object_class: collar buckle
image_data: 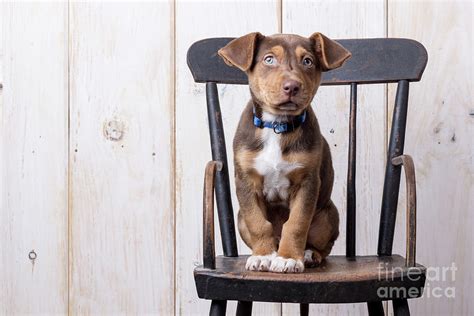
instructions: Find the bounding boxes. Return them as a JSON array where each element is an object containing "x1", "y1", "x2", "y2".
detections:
[{"x1": 272, "y1": 122, "x2": 285, "y2": 134}]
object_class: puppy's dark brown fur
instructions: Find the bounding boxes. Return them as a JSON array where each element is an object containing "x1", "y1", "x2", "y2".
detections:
[{"x1": 219, "y1": 33, "x2": 351, "y2": 273}]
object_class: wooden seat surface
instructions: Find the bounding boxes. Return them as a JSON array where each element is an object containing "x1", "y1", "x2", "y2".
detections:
[{"x1": 194, "y1": 255, "x2": 426, "y2": 304}]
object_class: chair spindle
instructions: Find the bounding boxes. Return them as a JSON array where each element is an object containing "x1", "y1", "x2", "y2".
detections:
[
  {"x1": 378, "y1": 80, "x2": 410, "y2": 256},
  {"x1": 206, "y1": 82, "x2": 238, "y2": 257},
  {"x1": 346, "y1": 83, "x2": 357, "y2": 257}
]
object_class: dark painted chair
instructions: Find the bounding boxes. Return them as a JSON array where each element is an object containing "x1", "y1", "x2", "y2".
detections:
[{"x1": 187, "y1": 37, "x2": 428, "y2": 316}]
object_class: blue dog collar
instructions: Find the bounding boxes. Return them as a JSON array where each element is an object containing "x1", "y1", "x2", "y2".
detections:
[{"x1": 253, "y1": 108, "x2": 307, "y2": 134}]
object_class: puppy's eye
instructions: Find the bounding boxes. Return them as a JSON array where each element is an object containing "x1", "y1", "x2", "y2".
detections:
[
  {"x1": 264, "y1": 55, "x2": 275, "y2": 65},
  {"x1": 302, "y1": 57, "x2": 313, "y2": 67}
]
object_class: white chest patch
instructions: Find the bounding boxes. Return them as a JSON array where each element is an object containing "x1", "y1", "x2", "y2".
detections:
[{"x1": 254, "y1": 113, "x2": 303, "y2": 202}]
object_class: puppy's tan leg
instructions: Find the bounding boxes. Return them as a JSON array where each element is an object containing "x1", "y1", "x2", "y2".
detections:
[
  {"x1": 304, "y1": 200, "x2": 339, "y2": 267},
  {"x1": 236, "y1": 176, "x2": 277, "y2": 271},
  {"x1": 239, "y1": 207, "x2": 278, "y2": 271},
  {"x1": 270, "y1": 182, "x2": 318, "y2": 273}
]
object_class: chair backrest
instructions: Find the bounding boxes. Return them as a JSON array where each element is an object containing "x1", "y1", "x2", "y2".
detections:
[
  {"x1": 187, "y1": 37, "x2": 427, "y2": 258},
  {"x1": 188, "y1": 37, "x2": 427, "y2": 85}
]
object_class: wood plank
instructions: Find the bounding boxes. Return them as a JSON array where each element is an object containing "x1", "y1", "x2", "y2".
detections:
[
  {"x1": 0, "y1": 2, "x2": 68, "y2": 314},
  {"x1": 175, "y1": 1, "x2": 281, "y2": 314},
  {"x1": 69, "y1": 2, "x2": 174, "y2": 314},
  {"x1": 0, "y1": 4, "x2": 3, "y2": 89},
  {"x1": 281, "y1": 0, "x2": 386, "y2": 314},
  {"x1": 388, "y1": 1, "x2": 473, "y2": 315}
]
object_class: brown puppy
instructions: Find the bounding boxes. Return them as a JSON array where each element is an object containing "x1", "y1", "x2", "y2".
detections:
[{"x1": 218, "y1": 33, "x2": 351, "y2": 273}]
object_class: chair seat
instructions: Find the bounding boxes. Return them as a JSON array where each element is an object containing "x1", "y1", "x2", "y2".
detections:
[{"x1": 194, "y1": 255, "x2": 426, "y2": 304}]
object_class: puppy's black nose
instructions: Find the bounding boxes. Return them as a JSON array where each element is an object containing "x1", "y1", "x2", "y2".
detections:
[{"x1": 283, "y1": 80, "x2": 301, "y2": 96}]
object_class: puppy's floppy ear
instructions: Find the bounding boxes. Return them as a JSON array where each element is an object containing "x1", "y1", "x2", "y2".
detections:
[
  {"x1": 310, "y1": 32, "x2": 351, "y2": 71},
  {"x1": 218, "y1": 32, "x2": 263, "y2": 72}
]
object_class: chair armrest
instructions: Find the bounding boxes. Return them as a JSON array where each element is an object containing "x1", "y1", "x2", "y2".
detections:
[
  {"x1": 392, "y1": 155, "x2": 417, "y2": 267},
  {"x1": 202, "y1": 160, "x2": 222, "y2": 269}
]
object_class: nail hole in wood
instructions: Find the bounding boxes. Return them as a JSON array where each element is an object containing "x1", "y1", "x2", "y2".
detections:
[{"x1": 29, "y1": 250, "x2": 37, "y2": 261}]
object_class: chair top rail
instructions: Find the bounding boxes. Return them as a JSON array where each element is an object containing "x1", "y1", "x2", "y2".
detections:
[{"x1": 187, "y1": 37, "x2": 427, "y2": 86}]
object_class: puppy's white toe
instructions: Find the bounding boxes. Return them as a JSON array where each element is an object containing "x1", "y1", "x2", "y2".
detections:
[
  {"x1": 270, "y1": 256, "x2": 304, "y2": 273},
  {"x1": 245, "y1": 256, "x2": 261, "y2": 271},
  {"x1": 304, "y1": 249, "x2": 314, "y2": 265},
  {"x1": 303, "y1": 248, "x2": 323, "y2": 267},
  {"x1": 257, "y1": 254, "x2": 274, "y2": 271},
  {"x1": 245, "y1": 252, "x2": 276, "y2": 271}
]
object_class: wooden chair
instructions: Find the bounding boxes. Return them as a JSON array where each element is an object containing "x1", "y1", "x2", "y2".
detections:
[{"x1": 187, "y1": 37, "x2": 428, "y2": 316}]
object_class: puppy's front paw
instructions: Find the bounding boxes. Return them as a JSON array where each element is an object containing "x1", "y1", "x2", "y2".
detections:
[
  {"x1": 245, "y1": 252, "x2": 277, "y2": 271},
  {"x1": 269, "y1": 256, "x2": 304, "y2": 273}
]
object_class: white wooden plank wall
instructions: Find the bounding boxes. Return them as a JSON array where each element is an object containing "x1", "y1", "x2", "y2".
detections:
[
  {"x1": 0, "y1": 2, "x2": 69, "y2": 314},
  {"x1": 387, "y1": 1, "x2": 473, "y2": 315},
  {"x1": 69, "y1": 2, "x2": 174, "y2": 314},
  {"x1": 0, "y1": 1, "x2": 471, "y2": 315}
]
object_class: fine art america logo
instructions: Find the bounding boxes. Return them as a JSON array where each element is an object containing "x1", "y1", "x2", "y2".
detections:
[{"x1": 377, "y1": 262, "x2": 457, "y2": 299}]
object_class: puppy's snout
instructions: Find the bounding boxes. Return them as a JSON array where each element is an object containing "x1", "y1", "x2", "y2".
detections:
[{"x1": 282, "y1": 80, "x2": 301, "y2": 96}]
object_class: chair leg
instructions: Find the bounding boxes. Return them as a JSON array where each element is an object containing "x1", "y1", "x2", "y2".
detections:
[
  {"x1": 210, "y1": 300, "x2": 227, "y2": 316},
  {"x1": 393, "y1": 299, "x2": 410, "y2": 316},
  {"x1": 300, "y1": 303, "x2": 309, "y2": 316},
  {"x1": 236, "y1": 301, "x2": 252, "y2": 316},
  {"x1": 367, "y1": 301, "x2": 384, "y2": 316}
]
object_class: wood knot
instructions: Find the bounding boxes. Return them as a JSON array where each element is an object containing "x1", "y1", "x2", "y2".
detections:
[{"x1": 103, "y1": 119, "x2": 125, "y2": 141}]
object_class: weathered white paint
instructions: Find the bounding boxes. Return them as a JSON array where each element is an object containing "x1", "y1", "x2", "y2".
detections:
[
  {"x1": 388, "y1": 1, "x2": 473, "y2": 315},
  {"x1": 0, "y1": 2, "x2": 68, "y2": 314},
  {"x1": 68, "y1": 2, "x2": 174, "y2": 314}
]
